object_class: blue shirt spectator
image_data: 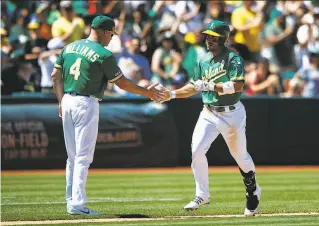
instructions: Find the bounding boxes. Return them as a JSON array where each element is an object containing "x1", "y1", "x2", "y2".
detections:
[{"x1": 117, "y1": 37, "x2": 151, "y2": 80}]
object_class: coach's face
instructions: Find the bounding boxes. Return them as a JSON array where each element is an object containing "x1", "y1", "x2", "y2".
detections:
[
  {"x1": 206, "y1": 35, "x2": 220, "y2": 52},
  {"x1": 102, "y1": 30, "x2": 114, "y2": 46}
]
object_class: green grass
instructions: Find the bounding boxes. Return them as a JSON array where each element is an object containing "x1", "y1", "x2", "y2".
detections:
[{"x1": 1, "y1": 170, "x2": 319, "y2": 225}]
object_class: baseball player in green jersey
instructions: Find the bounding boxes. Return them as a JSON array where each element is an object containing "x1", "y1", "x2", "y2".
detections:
[
  {"x1": 51, "y1": 15, "x2": 165, "y2": 216},
  {"x1": 159, "y1": 20, "x2": 261, "y2": 216}
]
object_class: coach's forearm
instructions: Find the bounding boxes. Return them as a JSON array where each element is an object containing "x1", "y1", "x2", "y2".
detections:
[
  {"x1": 52, "y1": 68, "x2": 64, "y2": 103},
  {"x1": 174, "y1": 83, "x2": 199, "y2": 98},
  {"x1": 115, "y1": 76, "x2": 152, "y2": 98}
]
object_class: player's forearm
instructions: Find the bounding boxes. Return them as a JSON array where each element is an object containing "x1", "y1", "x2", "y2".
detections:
[
  {"x1": 52, "y1": 68, "x2": 64, "y2": 103},
  {"x1": 174, "y1": 83, "x2": 199, "y2": 98}
]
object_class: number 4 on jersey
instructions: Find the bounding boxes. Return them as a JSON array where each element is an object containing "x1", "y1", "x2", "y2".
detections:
[{"x1": 70, "y1": 58, "x2": 82, "y2": 80}]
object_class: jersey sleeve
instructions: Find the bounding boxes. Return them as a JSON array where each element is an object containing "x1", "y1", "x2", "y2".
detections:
[
  {"x1": 102, "y1": 55, "x2": 123, "y2": 83},
  {"x1": 190, "y1": 61, "x2": 202, "y2": 84},
  {"x1": 228, "y1": 56, "x2": 244, "y2": 81},
  {"x1": 54, "y1": 47, "x2": 65, "y2": 69}
]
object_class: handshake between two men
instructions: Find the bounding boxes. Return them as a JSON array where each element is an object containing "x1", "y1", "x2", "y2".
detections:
[{"x1": 146, "y1": 79, "x2": 217, "y2": 104}]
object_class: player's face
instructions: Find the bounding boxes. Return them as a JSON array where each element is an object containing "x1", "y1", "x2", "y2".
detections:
[{"x1": 206, "y1": 35, "x2": 220, "y2": 52}]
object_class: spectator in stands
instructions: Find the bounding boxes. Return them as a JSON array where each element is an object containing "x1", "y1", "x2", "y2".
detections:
[
  {"x1": 295, "y1": 7, "x2": 319, "y2": 69},
  {"x1": 245, "y1": 58, "x2": 281, "y2": 96},
  {"x1": 24, "y1": 20, "x2": 48, "y2": 68},
  {"x1": 72, "y1": 0, "x2": 88, "y2": 17},
  {"x1": 231, "y1": 0, "x2": 264, "y2": 63},
  {"x1": 119, "y1": 37, "x2": 152, "y2": 81},
  {"x1": 1, "y1": 36, "x2": 10, "y2": 65},
  {"x1": 38, "y1": 37, "x2": 64, "y2": 93},
  {"x1": 182, "y1": 29, "x2": 206, "y2": 79},
  {"x1": 151, "y1": 34, "x2": 186, "y2": 89},
  {"x1": 103, "y1": 0, "x2": 125, "y2": 18},
  {"x1": 114, "y1": 37, "x2": 152, "y2": 95},
  {"x1": 204, "y1": 1, "x2": 229, "y2": 26},
  {"x1": 263, "y1": 9, "x2": 297, "y2": 92},
  {"x1": 227, "y1": 28, "x2": 253, "y2": 62},
  {"x1": 35, "y1": 1, "x2": 52, "y2": 40},
  {"x1": 124, "y1": 0, "x2": 152, "y2": 15},
  {"x1": 9, "y1": 9, "x2": 29, "y2": 38},
  {"x1": 124, "y1": 7, "x2": 152, "y2": 40},
  {"x1": 175, "y1": 1, "x2": 202, "y2": 36},
  {"x1": 1, "y1": 27, "x2": 10, "y2": 61},
  {"x1": 51, "y1": 1, "x2": 85, "y2": 44},
  {"x1": 1, "y1": 0, "x2": 317, "y2": 99},
  {"x1": 47, "y1": 1, "x2": 61, "y2": 27},
  {"x1": 105, "y1": 10, "x2": 126, "y2": 55},
  {"x1": 287, "y1": 49, "x2": 319, "y2": 97},
  {"x1": 1, "y1": 58, "x2": 41, "y2": 95},
  {"x1": 7, "y1": 35, "x2": 24, "y2": 59}
]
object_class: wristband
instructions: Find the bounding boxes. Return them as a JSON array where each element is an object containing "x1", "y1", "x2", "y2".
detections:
[
  {"x1": 222, "y1": 81, "x2": 235, "y2": 94},
  {"x1": 170, "y1": 90, "x2": 176, "y2": 99},
  {"x1": 208, "y1": 81, "x2": 216, "y2": 91}
]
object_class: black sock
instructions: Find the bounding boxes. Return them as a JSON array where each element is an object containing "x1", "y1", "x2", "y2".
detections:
[{"x1": 239, "y1": 168, "x2": 256, "y2": 195}]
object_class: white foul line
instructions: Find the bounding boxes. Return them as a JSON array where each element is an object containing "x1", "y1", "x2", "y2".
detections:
[{"x1": 2, "y1": 212, "x2": 319, "y2": 225}]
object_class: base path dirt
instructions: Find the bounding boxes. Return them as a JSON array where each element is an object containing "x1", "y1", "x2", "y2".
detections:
[{"x1": 2, "y1": 166, "x2": 319, "y2": 175}]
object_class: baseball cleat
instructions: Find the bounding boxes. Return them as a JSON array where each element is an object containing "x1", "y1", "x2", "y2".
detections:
[
  {"x1": 184, "y1": 196, "x2": 210, "y2": 210},
  {"x1": 67, "y1": 206, "x2": 100, "y2": 216},
  {"x1": 244, "y1": 184, "x2": 261, "y2": 216}
]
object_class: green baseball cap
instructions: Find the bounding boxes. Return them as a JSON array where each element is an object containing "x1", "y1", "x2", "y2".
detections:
[
  {"x1": 202, "y1": 20, "x2": 230, "y2": 37},
  {"x1": 91, "y1": 15, "x2": 117, "y2": 35}
]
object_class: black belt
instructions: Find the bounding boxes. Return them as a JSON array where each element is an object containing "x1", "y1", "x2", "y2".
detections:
[
  {"x1": 65, "y1": 92, "x2": 89, "y2": 97},
  {"x1": 206, "y1": 104, "x2": 236, "y2": 112}
]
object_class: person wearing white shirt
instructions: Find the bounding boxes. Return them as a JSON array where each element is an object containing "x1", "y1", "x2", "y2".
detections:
[{"x1": 38, "y1": 37, "x2": 64, "y2": 92}]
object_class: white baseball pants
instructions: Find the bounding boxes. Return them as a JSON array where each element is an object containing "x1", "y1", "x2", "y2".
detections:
[
  {"x1": 61, "y1": 93, "x2": 99, "y2": 208},
  {"x1": 191, "y1": 101, "x2": 255, "y2": 200}
]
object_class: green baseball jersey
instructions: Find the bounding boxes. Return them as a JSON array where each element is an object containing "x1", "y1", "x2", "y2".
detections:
[
  {"x1": 55, "y1": 39, "x2": 123, "y2": 99},
  {"x1": 191, "y1": 47, "x2": 244, "y2": 106}
]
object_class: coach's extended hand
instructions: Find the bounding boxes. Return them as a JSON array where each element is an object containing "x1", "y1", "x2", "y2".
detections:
[
  {"x1": 148, "y1": 84, "x2": 173, "y2": 103},
  {"x1": 147, "y1": 83, "x2": 168, "y2": 103}
]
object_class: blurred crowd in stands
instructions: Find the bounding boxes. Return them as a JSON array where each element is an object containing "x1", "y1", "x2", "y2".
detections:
[{"x1": 1, "y1": 0, "x2": 319, "y2": 98}]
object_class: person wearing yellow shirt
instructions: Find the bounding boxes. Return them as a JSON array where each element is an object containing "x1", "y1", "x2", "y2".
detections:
[
  {"x1": 51, "y1": 1, "x2": 85, "y2": 45},
  {"x1": 231, "y1": 1, "x2": 263, "y2": 62}
]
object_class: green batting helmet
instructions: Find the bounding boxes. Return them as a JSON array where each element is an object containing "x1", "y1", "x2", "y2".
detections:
[{"x1": 202, "y1": 20, "x2": 230, "y2": 45}]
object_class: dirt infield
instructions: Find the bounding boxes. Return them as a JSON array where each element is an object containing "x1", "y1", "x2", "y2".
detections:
[{"x1": 2, "y1": 166, "x2": 319, "y2": 175}]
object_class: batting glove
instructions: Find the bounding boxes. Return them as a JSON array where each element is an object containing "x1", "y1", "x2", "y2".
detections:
[{"x1": 193, "y1": 80, "x2": 209, "y2": 91}]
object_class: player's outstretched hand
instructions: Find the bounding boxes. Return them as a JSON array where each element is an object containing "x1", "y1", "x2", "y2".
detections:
[
  {"x1": 156, "y1": 84, "x2": 172, "y2": 103},
  {"x1": 147, "y1": 83, "x2": 172, "y2": 103},
  {"x1": 147, "y1": 83, "x2": 167, "y2": 103}
]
